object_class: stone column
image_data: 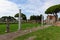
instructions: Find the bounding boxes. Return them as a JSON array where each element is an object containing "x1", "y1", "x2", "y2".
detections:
[
  {"x1": 6, "y1": 18, "x2": 10, "y2": 33},
  {"x1": 18, "y1": 9, "x2": 21, "y2": 30}
]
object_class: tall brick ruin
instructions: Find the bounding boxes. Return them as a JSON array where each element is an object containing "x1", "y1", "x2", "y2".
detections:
[{"x1": 46, "y1": 15, "x2": 56, "y2": 24}]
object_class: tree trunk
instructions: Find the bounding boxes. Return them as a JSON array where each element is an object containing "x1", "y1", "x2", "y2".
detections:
[{"x1": 55, "y1": 13, "x2": 58, "y2": 22}]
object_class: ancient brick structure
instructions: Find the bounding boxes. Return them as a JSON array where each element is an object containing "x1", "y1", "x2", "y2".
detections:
[{"x1": 46, "y1": 15, "x2": 56, "y2": 24}]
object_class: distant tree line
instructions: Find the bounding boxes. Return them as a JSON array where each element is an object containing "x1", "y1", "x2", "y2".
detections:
[
  {"x1": 29, "y1": 14, "x2": 43, "y2": 23},
  {"x1": 14, "y1": 13, "x2": 43, "y2": 23},
  {"x1": 30, "y1": 14, "x2": 42, "y2": 21},
  {"x1": 0, "y1": 13, "x2": 44, "y2": 23}
]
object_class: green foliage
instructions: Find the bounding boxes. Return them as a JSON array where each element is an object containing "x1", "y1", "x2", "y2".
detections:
[
  {"x1": 30, "y1": 15, "x2": 36, "y2": 20},
  {"x1": 14, "y1": 13, "x2": 19, "y2": 17},
  {"x1": 14, "y1": 13, "x2": 27, "y2": 20},
  {"x1": 1, "y1": 16, "x2": 16, "y2": 22},
  {"x1": 30, "y1": 14, "x2": 43, "y2": 21},
  {"x1": 45, "y1": 4, "x2": 60, "y2": 14}
]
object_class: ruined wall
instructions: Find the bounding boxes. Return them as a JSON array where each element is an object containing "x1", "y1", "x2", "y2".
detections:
[{"x1": 46, "y1": 15, "x2": 56, "y2": 24}]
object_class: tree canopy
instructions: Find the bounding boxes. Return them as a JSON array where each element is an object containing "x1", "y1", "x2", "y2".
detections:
[
  {"x1": 1, "y1": 16, "x2": 16, "y2": 22},
  {"x1": 14, "y1": 13, "x2": 27, "y2": 20},
  {"x1": 45, "y1": 4, "x2": 60, "y2": 21},
  {"x1": 30, "y1": 15, "x2": 36, "y2": 20},
  {"x1": 45, "y1": 4, "x2": 60, "y2": 14},
  {"x1": 30, "y1": 14, "x2": 43, "y2": 21}
]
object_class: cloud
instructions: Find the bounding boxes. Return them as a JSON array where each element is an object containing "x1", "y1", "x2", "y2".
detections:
[
  {"x1": 18, "y1": 0, "x2": 60, "y2": 19},
  {"x1": 0, "y1": 0, "x2": 19, "y2": 17}
]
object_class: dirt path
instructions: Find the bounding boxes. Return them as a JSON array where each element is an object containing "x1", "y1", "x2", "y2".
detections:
[{"x1": 0, "y1": 25, "x2": 51, "y2": 40}]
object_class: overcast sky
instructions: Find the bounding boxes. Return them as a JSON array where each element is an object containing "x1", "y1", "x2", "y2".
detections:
[{"x1": 0, "y1": 0, "x2": 60, "y2": 19}]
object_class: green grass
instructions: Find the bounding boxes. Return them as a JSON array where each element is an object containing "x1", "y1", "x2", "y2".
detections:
[
  {"x1": 14, "y1": 26, "x2": 60, "y2": 40},
  {"x1": 21, "y1": 23, "x2": 41, "y2": 30},
  {"x1": 0, "y1": 24, "x2": 18, "y2": 34},
  {"x1": 0, "y1": 23, "x2": 40, "y2": 34}
]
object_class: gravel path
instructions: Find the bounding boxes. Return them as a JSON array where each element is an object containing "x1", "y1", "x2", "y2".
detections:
[{"x1": 0, "y1": 25, "x2": 51, "y2": 40}]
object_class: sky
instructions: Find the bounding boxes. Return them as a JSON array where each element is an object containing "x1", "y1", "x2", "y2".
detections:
[{"x1": 0, "y1": 0, "x2": 60, "y2": 19}]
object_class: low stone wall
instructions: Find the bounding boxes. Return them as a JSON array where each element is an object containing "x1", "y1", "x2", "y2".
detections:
[{"x1": 54, "y1": 21, "x2": 60, "y2": 26}]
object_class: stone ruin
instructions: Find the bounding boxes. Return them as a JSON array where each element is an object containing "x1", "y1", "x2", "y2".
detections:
[
  {"x1": 46, "y1": 15, "x2": 56, "y2": 24},
  {"x1": 46, "y1": 15, "x2": 60, "y2": 26}
]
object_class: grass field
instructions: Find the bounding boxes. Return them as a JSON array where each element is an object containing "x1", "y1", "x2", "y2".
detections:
[
  {"x1": 21, "y1": 23, "x2": 41, "y2": 30},
  {"x1": 0, "y1": 24, "x2": 18, "y2": 34},
  {"x1": 0, "y1": 23, "x2": 40, "y2": 34},
  {"x1": 14, "y1": 26, "x2": 60, "y2": 40}
]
